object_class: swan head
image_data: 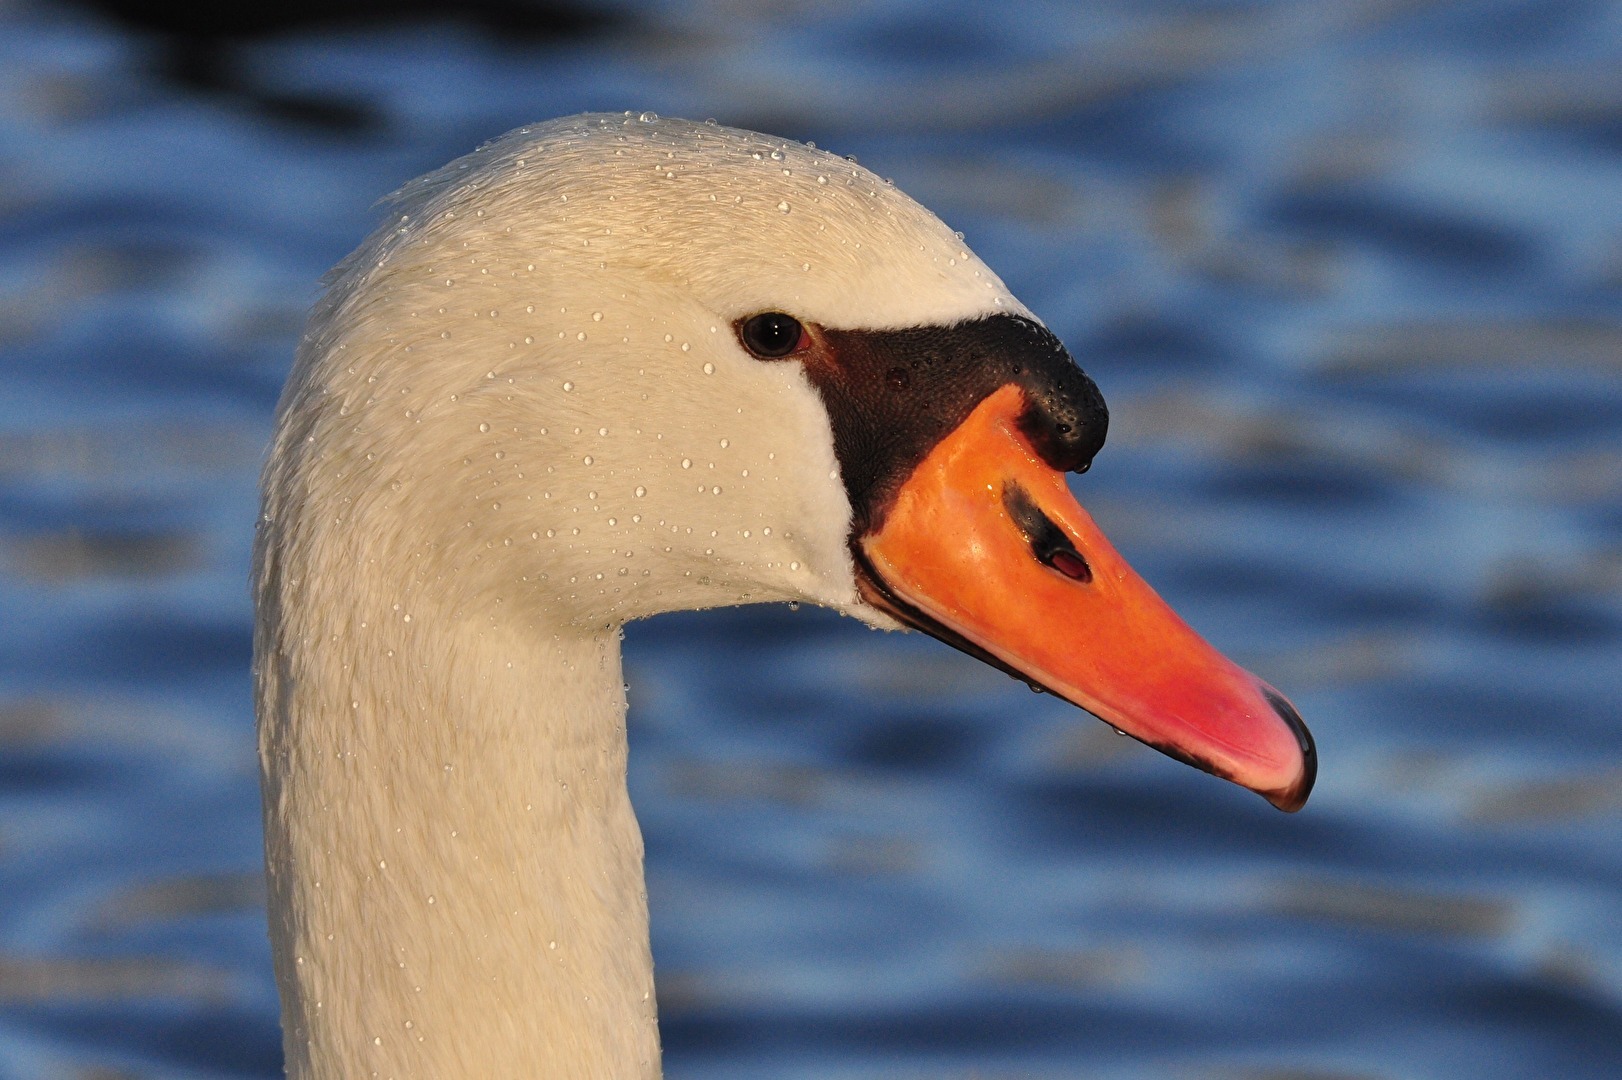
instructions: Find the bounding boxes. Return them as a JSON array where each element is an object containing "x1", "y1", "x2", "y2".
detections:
[{"x1": 271, "y1": 113, "x2": 1313, "y2": 811}]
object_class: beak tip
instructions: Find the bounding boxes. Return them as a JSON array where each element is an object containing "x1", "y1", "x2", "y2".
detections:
[
  {"x1": 1263, "y1": 775, "x2": 1314, "y2": 813},
  {"x1": 1258, "y1": 685, "x2": 1317, "y2": 813}
]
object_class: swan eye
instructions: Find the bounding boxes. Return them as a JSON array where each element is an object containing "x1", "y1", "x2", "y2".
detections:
[{"x1": 739, "y1": 312, "x2": 807, "y2": 358}]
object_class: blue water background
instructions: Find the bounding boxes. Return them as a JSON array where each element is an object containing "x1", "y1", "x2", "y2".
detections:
[{"x1": 2, "y1": 1, "x2": 1620, "y2": 1076}]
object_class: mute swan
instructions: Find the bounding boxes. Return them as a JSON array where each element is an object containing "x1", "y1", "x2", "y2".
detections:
[{"x1": 254, "y1": 112, "x2": 1314, "y2": 1078}]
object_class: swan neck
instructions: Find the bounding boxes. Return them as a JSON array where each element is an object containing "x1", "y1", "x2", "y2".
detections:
[{"x1": 257, "y1": 596, "x2": 660, "y2": 1079}]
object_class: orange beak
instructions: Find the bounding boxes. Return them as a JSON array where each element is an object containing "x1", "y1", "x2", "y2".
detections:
[{"x1": 854, "y1": 385, "x2": 1315, "y2": 811}]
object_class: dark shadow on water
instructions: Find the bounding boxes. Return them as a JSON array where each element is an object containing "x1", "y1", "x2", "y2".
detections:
[
  {"x1": 58, "y1": 0, "x2": 635, "y2": 135},
  {"x1": 1376, "y1": 678, "x2": 1621, "y2": 751},
  {"x1": 842, "y1": 711, "x2": 990, "y2": 773},
  {"x1": 5, "y1": 614, "x2": 256, "y2": 685},
  {"x1": 1081, "y1": 313, "x2": 1237, "y2": 375},
  {"x1": 11, "y1": 1003, "x2": 283, "y2": 1078},
  {"x1": 1382, "y1": 0, "x2": 1594, "y2": 51},
  {"x1": 1017, "y1": 95, "x2": 1219, "y2": 171},
  {"x1": 1329, "y1": 376, "x2": 1622, "y2": 444},
  {"x1": 663, "y1": 959, "x2": 1622, "y2": 1070},
  {"x1": 628, "y1": 603, "x2": 853, "y2": 651},
  {"x1": 0, "y1": 750, "x2": 119, "y2": 793},
  {"x1": 1203, "y1": 460, "x2": 1403, "y2": 509},
  {"x1": 1271, "y1": 189, "x2": 1537, "y2": 274},
  {"x1": 1164, "y1": 554, "x2": 1443, "y2": 624},
  {"x1": 1451, "y1": 972, "x2": 1622, "y2": 1053},
  {"x1": 1480, "y1": 601, "x2": 1622, "y2": 645},
  {"x1": 662, "y1": 997, "x2": 1216, "y2": 1061},
  {"x1": 1013, "y1": 774, "x2": 1372, "y2": 866}
]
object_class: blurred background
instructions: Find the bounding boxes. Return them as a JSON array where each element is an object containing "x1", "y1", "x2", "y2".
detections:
[{"x1": 2, "y1": 0, "x2": 1621, "y2": 1077}]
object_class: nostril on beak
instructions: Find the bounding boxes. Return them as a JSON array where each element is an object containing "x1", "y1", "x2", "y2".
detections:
[
  {"x1": 1046, "y1": 547, "x2": 1092, "y2": 582},
  {"x1": 1001, "y1": 482, "x2": 1092, "y2": 583}
]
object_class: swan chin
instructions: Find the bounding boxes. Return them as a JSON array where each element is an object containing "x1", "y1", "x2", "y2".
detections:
[{"x1": 254, "y1": 112, "x2": 1313, "y2": 1079}]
